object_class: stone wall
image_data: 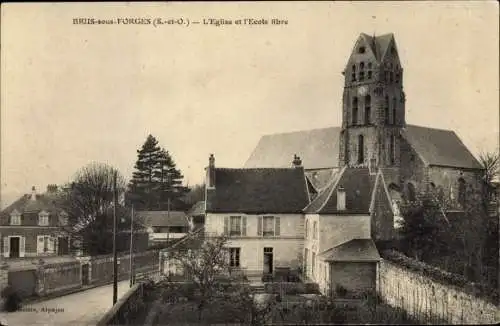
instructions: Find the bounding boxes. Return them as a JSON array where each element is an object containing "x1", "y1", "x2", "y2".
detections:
[
  {"x1": 377, "y1": 259, "x2": 499, "y2": 324},
  {"x1": 39, "y1": 260, "x2": 81, "y2": 296}
]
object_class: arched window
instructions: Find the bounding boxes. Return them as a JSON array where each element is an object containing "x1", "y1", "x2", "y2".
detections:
[
  {"x1": 351, "y1": 65, "x2": 356, "y2": 82},
  {"x1": 395, "y1": 71, "x2": 401, "y2": 83},
  {"x1": 384, "y1": 96, "x2": 390, "y2": 124},
  {"x1": 458, "y1": 178, "x2": 466, "y2": 208},
  {"x1": 352, "y1": 97, "x2": 358, "y2": 125},
  {"x1": 367, "y1": 62, "x2": 373, "y2": 79},
  {"x1": 392, "y1": 97, "x2": 397, "y2": 125},
  {"x1": 389, "y1": 135, "x2": 395, "y2": 165},
  {"x1": 389, "y1": 71, "x2": 394, "y2": 83},
  {"x1": 359, "y1": 62, "x2": 365, "y2": 81},
  {"x1": 357, "y1": 135, "x2": 364, "y2": 164},
  {"x1": 364, "y1": 95, "x2": 371, "y2": 124},
  {"x1": 407, "y1": 183, "x2": 416, "y2": 202}
]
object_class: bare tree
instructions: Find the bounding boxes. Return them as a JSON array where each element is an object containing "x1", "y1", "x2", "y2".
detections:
[
  {"x1": 56, "y1": 162, "x2": 137, "y2": 255},
  {"x1": 479, "y1": 151, "x2": 500, "y2": 186}
]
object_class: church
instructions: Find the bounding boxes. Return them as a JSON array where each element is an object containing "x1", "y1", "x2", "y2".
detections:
[
  {"x1": 245, "y1": 32, "x2": 483, "y2": 213},
  {"x1": 202, "y1": 33, "x2": 484, "y2": 296}
]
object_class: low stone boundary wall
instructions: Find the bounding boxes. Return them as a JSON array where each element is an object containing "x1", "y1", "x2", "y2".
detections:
[
  {"x1": 96, "y1": 283, "x2": 145, "y2": 326},
  {"x1": 378, "y1": 258, "x2": 499, "y2": 324}
]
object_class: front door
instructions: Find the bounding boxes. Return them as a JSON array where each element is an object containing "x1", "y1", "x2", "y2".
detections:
[
  {"x1": 10, "y1": 237, "x2": 20, "y2": 258},
  {"x1": 263, "y1": 247, "x2": 273, "y2": 274},
  {"x1": 58, "y1": 237, "x2": 69, "y2": 255}
]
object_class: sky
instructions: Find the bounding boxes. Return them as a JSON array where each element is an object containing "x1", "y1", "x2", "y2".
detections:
[{"x1": 1, "y1": 1, "x2": 499, "y2": 208}]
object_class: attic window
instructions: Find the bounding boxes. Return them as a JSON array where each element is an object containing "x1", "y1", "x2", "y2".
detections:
[
  {"x1": 358, "y1": 46, "x2": 366, "y2": 54},
  {"x1": 10, "y1": 211, "x2": 21, "y2": 226}
]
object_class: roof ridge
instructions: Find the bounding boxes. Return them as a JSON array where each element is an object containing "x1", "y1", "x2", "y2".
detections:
[
  {"x1": 405, "y1": 124, "x2": 454, "y2": 133},
  {"x1": 261, "y1": 126, "x2": 340, "y2": 138}
]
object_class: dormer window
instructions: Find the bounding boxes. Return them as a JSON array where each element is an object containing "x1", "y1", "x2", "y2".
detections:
[
  {"x1": 358, "y1": 46, "x2": 366, "y2": 54},
  {"x1": 337, "y1": 186, "x2": 346, "y2": 211},
  {"x1": 10, "y1": 210, "x2": 21, "y2": 226},
  {"x1": 39, "y1": 211, "x2": 49, "y2": 226}
]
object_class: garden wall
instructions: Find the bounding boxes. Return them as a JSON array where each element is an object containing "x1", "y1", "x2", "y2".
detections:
[
  {"x1": 378, "y1": 257, "x2": 499, "y2": 324},
  {"x1": 96, "y1": 282, "x2": 145, "y2": 326}
]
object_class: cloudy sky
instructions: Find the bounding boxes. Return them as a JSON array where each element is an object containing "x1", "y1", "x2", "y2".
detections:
[{"x1": 1, "y1": 2, "x2": 499, "y2": 208}]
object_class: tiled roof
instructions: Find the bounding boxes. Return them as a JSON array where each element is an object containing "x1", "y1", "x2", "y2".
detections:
[
  {"x1": 136, "y1": 210, "x2": 189, "y2": 228},
  {"x1": 244, "y1": 127, "x2": 341, "y2": 169},
  {"x1": 304, "y1": 167, "x2": 375, "y2": 214},
  {"x1": 245, "y1": 124, "x2": 481, "y2": 171},
  {"x1": 318, "y1": 238, "x2": 381, "y2": 262},
  {"x1": 187, "y1": 201, "x2": 205, "y2": 217},
  {"x1": 402, "y1": 125, "x2": 482, "y2": 169},
  {"x1": 206, "y1": 167, "x2": 310, "y2": 214},
  {"x1": 0, "y1": 193, "x2": 62, "y2": 218}
]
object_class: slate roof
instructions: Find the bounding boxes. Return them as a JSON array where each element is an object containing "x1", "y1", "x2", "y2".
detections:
[
  {"x1": 136, "y1": 210, "x2": 190, "y2": 228},
  {"x1": 244, "y1": 127, "x2": 341, "y2": 169},
  {"x1": 206, "y1": 167, "x2": 310, "y2": 214},
  {"x1": 304, "y1": 167, "x2": 376, "y2": 215},
  {"x1": 187, "y1": 201, "x2": 205, "y2": 217},
  {"x1": 318, "y1": 238, "x2": 381, "y2": 262},
  {"x1": 245, "y1": 124, "x2": 481, "y2": 171},
  {"x1": 402, "y1": 125, "x2": 482, "y2": 169},
  {"x1": 0, "y1": 193, "x2": 62, "y2": 218},
  {"x1": 358, "y1": 33, "x2": 395, "y2": 62}
]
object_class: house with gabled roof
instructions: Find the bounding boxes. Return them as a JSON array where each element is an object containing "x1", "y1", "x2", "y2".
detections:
[
  {"x1": 204, "y1": 154, "x2": 311, "y2": 277},
  {"x1": 0, "y1": 186, "x2": 70, "y2": 258},
  {"x1": 303, "y1": 167, "x2": 394, "y2": 295},
  {"x1": 136, "y1": 210, "x2": 191, "y2": 246}
]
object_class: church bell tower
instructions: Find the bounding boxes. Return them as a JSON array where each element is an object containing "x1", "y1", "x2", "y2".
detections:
[{"x1": 338, "y1": 33, "x2": 406, "y2": 169}]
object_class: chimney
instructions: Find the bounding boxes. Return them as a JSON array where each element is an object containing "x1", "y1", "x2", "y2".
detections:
[
  {"x1": 206, "y1": 154, "x2": 216, "y2": 189},
  {"x1": 369, "y1": 157, "x2": 377, "y2": 175},
  {"x1": 31, "y1": 186, "x2": 37, "y2": 201},
  {"x1": 292, "y1": 154, "x2": 302, "y2": 168},
  {"x1": 337, "y1": 185, "x2": 346, "y2": 211}
]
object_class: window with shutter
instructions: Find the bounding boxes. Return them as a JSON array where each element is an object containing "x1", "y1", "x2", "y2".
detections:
[
  {"x1": 263, "y1": 216, "x2": 274, "y2": 236},
  {"x1": 224, "y1": 216, "x2": 229, "y2": 235},
  {"x1": 19, "y1": 237, "x2": 26, "y2": 258},
  {"x1": 257, "y1": 216, "x2": 263, "y2": 236},
  {"x1": 242, "y1": 217, "x2": 247, "y2": 236},
  {"x1": 275, "y1": 217, "x2": 280, "y2": 236},
  {"x1": 3, "y1": 237, "x2": 10, "y2": 258},
  {"x1": 37, "y1": 235, "x2": 45, "y2": 254},
  {"x1": 229, "y1": 216, "x2": 242, "y2": 236}
]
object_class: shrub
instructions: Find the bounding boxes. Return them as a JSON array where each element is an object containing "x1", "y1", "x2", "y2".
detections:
[
  {"x1": 1, "y1": 286, "x2": 22, "y2": 312},
  {"x1": 335, "y1": 284, "x2": 348, "y2": 297},
  {"x1": 262, "y1": 274, "x2": 273, "y2": 283}
]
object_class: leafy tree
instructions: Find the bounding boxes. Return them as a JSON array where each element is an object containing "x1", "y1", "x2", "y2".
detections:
[
  {"x1": 127, "y1": 135, "x2": 189, "y2": 211},
  {"x1": 399, "y1": 194, "x2": 448, "y2": 261},
  {"x1": 56, "y1": 162, "x2": 141, "y2": 255}
]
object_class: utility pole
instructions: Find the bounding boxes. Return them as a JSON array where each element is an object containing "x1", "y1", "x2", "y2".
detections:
[
  {"x1": 112, "y1": 170, "x2": 118, "y2": 305},
  {"x1": 129, "y1": 205, "x2": 134, "y2": 288}
]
